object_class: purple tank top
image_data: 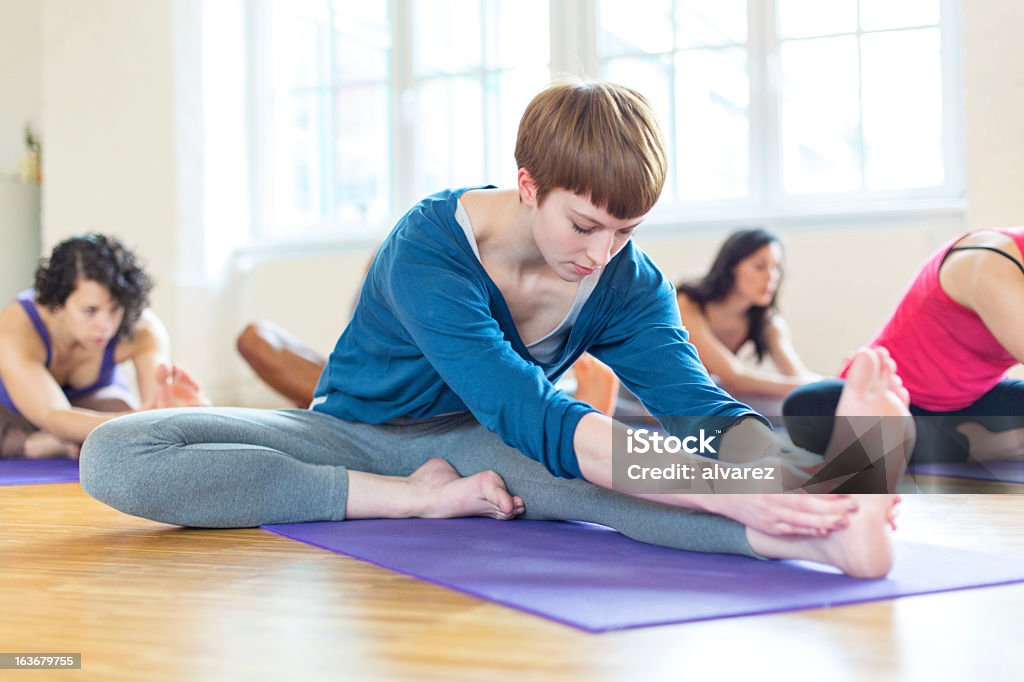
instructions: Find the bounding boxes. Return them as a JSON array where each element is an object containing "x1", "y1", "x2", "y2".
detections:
[{"x1": 0, "y1": 289, "x2": 125, "y2": 416}]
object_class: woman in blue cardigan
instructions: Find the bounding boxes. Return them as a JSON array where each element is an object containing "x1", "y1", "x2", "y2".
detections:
[{"x1": 80, "y1": 81, "x2": 906, "y2": 578}]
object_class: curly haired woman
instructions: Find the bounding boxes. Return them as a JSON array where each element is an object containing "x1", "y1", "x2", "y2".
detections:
[{"x1": 0, "y1": 234, "x2": 208, "y2": 459}]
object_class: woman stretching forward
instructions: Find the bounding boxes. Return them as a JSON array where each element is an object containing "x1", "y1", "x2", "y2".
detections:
[
  {"x1": 785, "y1": 228, "x2": 1024, "y2": 464},
  {"x1": 677, "y1": 228, "x2": 819, "y2": 404},
  {"x1": 81, "y1": 82, "x2": 906, "y2": 578},
  {"x1": 0, "y1": 234, "x2": 208, "y2": 459}
]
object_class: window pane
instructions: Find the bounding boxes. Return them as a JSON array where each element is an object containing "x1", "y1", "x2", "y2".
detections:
[
  {"x1": 333, "y1": 2, "x2": 390, "y2": 84},
  {"x1": 272, "y1": 92, "x2": 329, "y2": 227},
  {"x1": 487, "y1": 0, "x2": 549, "y2": 69},
  {"x1": 601, "y1": 56, "x2": 674, "y2": 198},
  {"x1": 414, "y1": 77, "x2": 484, "y2": 196},
  {"x1": 485, "y1": 68, "x2": 551, "y2": 186},
  {"x1": 862, "y1": 29, "x2": 944, "y2": 190},
  {"x1": 598, "y1": 0, "x2": 673, "y2": 57},
  {"x1": 860, "y1": 0, "x2": 940, "y2": 31},
  {"x1": 413, "y1": 0, "x2": 482, "y2": 76},
  {"x1": 778, "y1": 0, "x2": 856, "y2": 38},
  {"x1": 675, "y1": 48, "x2": 749, "y2": 201},
  {"x1": 676, "y1": 0, "x2": 746, "y2": 49},
  {"x1": 271, "y1": 0, "x2": 330, "y2": 90},
  {"x1": 335, "y1": 85, "x2": 389, "y2": 224},
  {"x1": 780, "y1": 36, "x2": 861, "y2": 194}
]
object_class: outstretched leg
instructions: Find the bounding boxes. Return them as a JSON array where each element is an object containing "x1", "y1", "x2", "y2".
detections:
[
  {"x1": 428, "y1": 349, "x2": 909, "y2": 577},
  {"x1": 747, "y1": 494, "x2": 895, "y2": 578},
  {"x1": 435, "y1": 421, "x2": 899, "y2": 577}
]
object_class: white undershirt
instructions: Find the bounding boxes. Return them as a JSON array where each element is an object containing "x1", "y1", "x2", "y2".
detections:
[{"x1": 454, "y1": 200, "x2": 599, "y2": 365}]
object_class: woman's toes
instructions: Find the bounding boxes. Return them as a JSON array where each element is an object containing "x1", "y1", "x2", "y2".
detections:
[{"x1": 846, "y1": 348, "x2": 880, "y2": 388}]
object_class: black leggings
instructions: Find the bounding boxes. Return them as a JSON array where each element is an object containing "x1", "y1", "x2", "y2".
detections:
[{"x1": 783, "y1": 378, "x2": 1024, "y2": 463}]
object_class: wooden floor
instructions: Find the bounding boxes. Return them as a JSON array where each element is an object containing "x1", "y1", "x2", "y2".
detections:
[{"x1": 3, "y1": 481, "x2": 1023, "y2": 681}]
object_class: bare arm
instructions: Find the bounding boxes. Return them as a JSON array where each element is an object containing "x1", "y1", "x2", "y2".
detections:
[
  {"x1": 764, "y1": 315, "x2": 820, "y2": 380},
  {"x1": 128, "y1": 311, "x2": 210, "y2": 409},
  {"x1": 0, "y1": 329, "x2": 128, "y2": 443},
  {"x1": 957, "y1": 256, "x2": 1024, "y2": 363},
  {"x1": 678, "y1": 295, "x2": 809, "y2": 398},
  {"x1": 572, "y1": 411, "x2": 855, "y2": 536},
  {"x1": 127, "y1": 310, "x2": 171, "y2": 407}
]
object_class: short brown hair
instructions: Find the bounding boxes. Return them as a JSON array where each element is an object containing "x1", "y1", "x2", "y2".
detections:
[{"x1": 514, "y1": 80, "x2": 667, "y2": 219}]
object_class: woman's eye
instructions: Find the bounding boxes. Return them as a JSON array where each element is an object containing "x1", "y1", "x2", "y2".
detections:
[{"x1": 572, "y1": 223, "x2": 594, "y2": 235}]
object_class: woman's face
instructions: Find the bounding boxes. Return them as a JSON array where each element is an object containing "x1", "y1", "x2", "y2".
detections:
[
  {"x1": 57, "y1": 279, "x2": 124, "y2": 348},
  {"x1": 732, "y1": 242, "x2": 783, "y2": 307},
  {"x1": 531, "y1": 188, "x2": 644, "y2": 282}
]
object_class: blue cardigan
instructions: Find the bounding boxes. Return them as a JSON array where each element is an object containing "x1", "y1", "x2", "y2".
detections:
[{"x1": 312, "y1": 187, "x2": 766, "y2": 479}]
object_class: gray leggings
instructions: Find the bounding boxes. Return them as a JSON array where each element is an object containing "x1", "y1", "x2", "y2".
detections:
[{"x1": 78, "y1": 407, "x2": 758, "y2": 558}]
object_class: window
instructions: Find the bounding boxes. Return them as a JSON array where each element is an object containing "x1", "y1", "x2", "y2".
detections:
[
  {"x1": 250, "y1": 0, "x2": 961, "y2": 241},
  {"x1": 597, "y1": 0, "x2": 960, "y2": 217},
  {"x1": 254, "y1": 1, "x2": 391, "y2": 237},
  {"x1": 251, "y1": 0, "x2": 549, "y2": 240},
  {"x1": 409, "y1": 1, "x2": 549, "y2": 199}
]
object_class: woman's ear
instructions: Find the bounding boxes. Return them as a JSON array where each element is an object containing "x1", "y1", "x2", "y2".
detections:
[{"x1": 517, "y1": 168, "x2": 539, "y2": 208}]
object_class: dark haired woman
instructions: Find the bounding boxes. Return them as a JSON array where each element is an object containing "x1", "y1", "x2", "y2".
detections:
[
  {"x1": 0, "y1": 234, "x2": 208, "y2": 459},
  {"x1": 676, "y1": 228, "x2": 819, "y2": 402}
]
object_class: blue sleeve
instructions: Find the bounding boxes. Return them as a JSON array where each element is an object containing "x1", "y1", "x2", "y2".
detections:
[
  {"x1": 382, "y1": 234, "x2": 596, "y2": 479},
  {"x1": 588, "y1": 258, "x2": 771, "y2": 441}
]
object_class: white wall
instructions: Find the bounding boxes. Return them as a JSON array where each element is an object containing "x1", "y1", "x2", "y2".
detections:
[
  {"x1": 0, "y1": 180, "x2": 41, "y2": 299},
  {"x1": 0, "y1": 0, "x2": 43, "y2": 301},
  {"x1": 0, "y1": 0, "x2": 41, "y2": 176},
  {"x1": 963, "y1": 0, "x2": 1024, "y2": 228},
  {"x1": 39, "y1": 0, "x2": 243, "y2": 398},
  {"x1": 29, "y1": 0, "x2": 1024, "y2": 406}
]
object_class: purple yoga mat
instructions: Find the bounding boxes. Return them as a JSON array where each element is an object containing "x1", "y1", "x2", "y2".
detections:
[
  {"x1": 0, "y1": 458, "x2": 80, "y2": 486},
  {"x1": 910, "y1": 461, "x2": 1024, "y2": 484},
  {"x1": 262, "y1": 518, "x2": 1024, "y2": 632}
]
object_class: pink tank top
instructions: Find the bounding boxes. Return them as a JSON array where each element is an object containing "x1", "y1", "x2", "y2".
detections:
[{"x1": 841, "y1": 228, "x2": 1024, "y2": 411}]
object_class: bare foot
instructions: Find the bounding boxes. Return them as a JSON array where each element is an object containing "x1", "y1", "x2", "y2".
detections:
[
  {"x1": 805, "y1": 348, "x2": 914, "y2": 494},
  {"x1": 572, "y1": 353, "x2": 619, "y2": 416},
  {"x1": 747, "y1": 494, "x2": 896, "y2": 578},
  {"x1": 23, "y1": 432, "x2": 80, "y2": 460},
  {"x1": 409, "y1": 458, "x2": 526, "y2": 521},
  {"x1": 836, "y1": 347, "x2": 910, "y2": 418},
  {"x1": 956, "y1": 423, "x2": 1024, "y2": 463}
]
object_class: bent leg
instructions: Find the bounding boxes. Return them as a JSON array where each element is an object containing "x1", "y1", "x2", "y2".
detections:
[
  {"x1": 571, "y1": 353, "x2": 620, "y2": 415},
  {"x1": 0, "y1": 405, "x2": 38, "y2": 458},
  {"x1": 80, "y1": 408, "x2": 524, "y2": 528},
  {"x1": 237, "y1": 321, "x2": 325, "y2": 407},
  {"x1": 782, "y1": 380, "x2": 843, "y2": 454},
  {"x1": 787, "y1": 378, "x2": 1024, "y2": 463},
  {"x1": 946, "y1": 379, "x2": 1024, "y2": 462},
  {"x1": 0, "y1": 404, "x2": 81, "y2": 459},
  {"x1": 71, "y1": 383, "x2": 137, "y2": 413},
  {"x1": 80, "y1": 407, "x2": 379, "y2": 527}
]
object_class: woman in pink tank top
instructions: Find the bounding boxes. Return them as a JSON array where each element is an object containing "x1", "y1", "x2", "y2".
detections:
[
  {"x1": 0, "y1": 234, "x2": 209, "y2": 459},
  {"x1": 784, "y1": 228, "x2": 1024, "y2": 463}
]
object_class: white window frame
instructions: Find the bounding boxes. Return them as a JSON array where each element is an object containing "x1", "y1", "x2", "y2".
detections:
[
  {"x1": 585, "y1": 0, "x2": 965, "y2": 231},
  {"x1": 244, "y1": 0, "x2": 965, "y2": 251}
]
